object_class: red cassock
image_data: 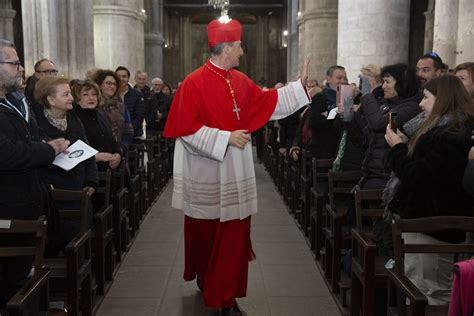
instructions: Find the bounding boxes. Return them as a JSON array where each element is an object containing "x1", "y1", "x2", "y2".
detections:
[{"x1": 164, "y1": 59, "x2": 279, "y2": 308}]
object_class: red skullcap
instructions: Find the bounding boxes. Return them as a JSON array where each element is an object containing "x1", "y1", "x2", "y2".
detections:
[{"x1": 207, "y1": 19, "x2": 242, "y2": 48}]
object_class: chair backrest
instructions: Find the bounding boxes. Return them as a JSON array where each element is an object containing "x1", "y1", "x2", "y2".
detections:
[
  {"x1": 354, "y1": 187, "x2": 384, "y2": 231},
  {"x1": 391, "y1": 215, "x2": 474, "y2": 273},
  {"x1": 0, "y1": 216, "x2": 48, "y2": 282},
  {"x1": 96, "y1": 169, "x2": 112, "y2": 207},
  {"x1": 311, "y1": 158, "x2": 334, "y2": 194},
  {"x1": 52, "y1": 188, "x2": 90, "y2": 234},
  {"x1": 328, "y1": 170, "x2": 362, "y2": 208},
  {"x1": 300, "y1": 150, "x2": 312, "y2": 178}
]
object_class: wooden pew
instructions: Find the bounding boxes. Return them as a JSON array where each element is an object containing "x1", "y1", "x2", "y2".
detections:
[
  {"x1": 92, "y1": 170, "x2": 115, "y2": 296},
  {"x1": 386, "y1": 215, "x2": 474, "y2": 316},
  {"x1": 1, "y1": 217, "x2": 49, "y2": 316},
  {"x1": 111, "y1": 164, "x2": 129, "y2": 262},
  {"x1": 350, "y1": 187, "x2": 385, "y2": 316},
  {"x1": 309, "y1": 158, "x2": 333, "y2": 260},
  {"x1": 298, "y1": 151, "x2": 313, "y2": 237},
  {"x1": 46, "y1": 188, "x2": 93, "y2": 316},
  {"x1": 323, "y1": 170, "x2": 360, "y2": 295}
]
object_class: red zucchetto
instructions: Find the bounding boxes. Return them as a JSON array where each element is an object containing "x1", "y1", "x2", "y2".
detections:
[{"x1": 207, "y1": 19, "x2": 242, "y2": 48}]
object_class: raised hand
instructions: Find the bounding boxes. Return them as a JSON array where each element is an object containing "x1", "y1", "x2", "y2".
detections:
[{"x1": 300, "y1": 58, "x2": 310, "y2": 87}]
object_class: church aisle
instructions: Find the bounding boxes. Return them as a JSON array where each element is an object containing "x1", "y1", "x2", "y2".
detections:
[{"x1": 96, "y1": 162, "x2": 340, "y2": 316}]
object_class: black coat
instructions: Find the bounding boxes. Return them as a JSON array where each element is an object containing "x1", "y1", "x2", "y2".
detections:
[
  {"x1": 123, "y1": 86, "x2": 145, "y2": 137},
  {"x1": 388, "y1": 122, "x2": 474, "y2": 243},
  {"x1": 0, "y1": 96, "x2": 55, "y2": 220},
  {"x1": 35, "y1": 108, "x2": 98, "y2": 191},
  {"x1": 358, "y1": 92, "x2": 421, "y2": 183},
  {"x1": 278, "y1": 107, "x2": 303, "y2": 150},
  {"x1": 145, "y1": 91, "x2": 172, "y2": 133},
  {"x1": 73, "y1": 104, "x2": 122, "y2": 171}
]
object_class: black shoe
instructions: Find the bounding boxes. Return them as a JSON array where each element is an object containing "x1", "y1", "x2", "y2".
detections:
[{"x1": 221, "y1": 304, "x2": 242, "y2": 316}]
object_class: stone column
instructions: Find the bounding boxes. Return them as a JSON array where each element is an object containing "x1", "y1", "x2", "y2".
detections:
[
  {"x1": 286, "y1": 0, "x2": 299, "y2": 81},
  {"x1": 144, "y1": 0, "x2": 164, "y2": 78},
  {"x1": 299, "y1": 0, "x2": 338, "y2": 82},
  {"x1": 256, "y1": 15, "x2": 268, "y2": 86},
  {"x1": 93, "y1": 0, "x2": 146, "y2": 74},
  {"x1": 423, "y1": 0, "x2": 435, "y2": 53},
  {"x1": 337, "y1": 0, "x2": 411, "y2": 83},
  {"x1": 0, "y1": 0, "x2": 16, "y2": 42},
  {"x1": 433, "y1": 0, "x2": 458, "y2": 69},
  {"x1": 21, "y1": 0, "x2": 95, "y2": 78},
  {"x1": 455, "y1": 0, "x2": 474, "y2": 65}
]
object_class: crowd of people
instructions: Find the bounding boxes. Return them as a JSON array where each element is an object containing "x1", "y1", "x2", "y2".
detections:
[
  {"x1": 1, "y1": 29, "x2": 474, "y2": 311},
  {"x1": 0, "y1": 38, "x2": 175, "y2": 306},
  {"x1": 263, "y1": 53, "x2": 474, "y2": 305}
]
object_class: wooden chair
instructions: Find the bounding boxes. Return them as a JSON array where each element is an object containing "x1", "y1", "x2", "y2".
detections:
[
  {"x1": 299, "y1": 151, "x2": 313, "y2": 237},
  {"x1": 46, "y1": 188, "x2": 93, "y2": 316},
  {"x1": 92, "y1": 170, "x2": 114, "y2": 296},
  {"x1": 111, "y1": 164, "x2": 129, "y2": 262},
  {"x1": 0, "y1": 217, "x2": 49, "y2": 316},
  {"x1": 309, "y1": 158, "x2": 333, "y2": 260},
  {"x1": 386, "y1": 215, "x2": 474, "y2": 316},
  {"x1": 323, "y1": 169, "x2": 360, "y2": 295},
  {"x1": 350, "y1": 187, "x2": 385, "y2": 316},
  {"x1": 128, "y1": 145, "x2": 144, "y2": 235}
]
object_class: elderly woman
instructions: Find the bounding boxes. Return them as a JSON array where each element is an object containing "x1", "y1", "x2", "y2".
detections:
[
  {"x1": 71, "y1": 79, "x2": 122, "y2": 171},
  {"x1": 385, "y1": 75, "x2": 474, "y2": 305},
  {"x1": 33, "y1": 76, "x2": 98, "y2": 252}
]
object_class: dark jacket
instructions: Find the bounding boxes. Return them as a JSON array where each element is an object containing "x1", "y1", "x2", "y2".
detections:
[
  {"x1": 123, "y1": 85, "x2": 145, "y2": 137},
  {"x1": 73, "y1": 104, "x2": 122, "y2": 171},
  {"x1": 0, "y1": 95, "x2": 56, "y2": 220},
  {"x1": 134, "y1": 84, "x2": 151, "y2": 100},
  {"x1": 358, "y1": 91, "x2": 421, "y2": 183},
  {"x1": 35, "y1": 108, "x2": 98, "y2": 191},
  {"x1": 278, "y1": 107, "x2": 303, "y2": 150},
  {"x1": 463, "y1": 160, "x2": 474, "y2": 197},
  {"x1": 306, "y1": 88, "x2": 342, "y2": 159},
  {"x1": 388, "y1": 122, "x2": 474, "y2": 243},
  {"x1": 145, "y1": 91, "x2": 172, "y2": 133}
]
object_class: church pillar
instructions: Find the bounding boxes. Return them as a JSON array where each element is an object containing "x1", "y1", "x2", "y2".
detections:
[
  {"x1": 455, "y1": 0, "x2": 474, "y2": 65},
  {"x1": 286, "y1": 0, "x2": 299, "y2": 81},
  {"x1": 93, "y1": 0, "x2": 146, "y2": 74},
  {"x1": 21, "y1": 0, "x2": 94, "y2": 78},
  {"x1": 433, "y1": 0, "x2": 458, "y2": 68},
  {"x1": 337, "y1": 0, "x2": 411, "y2": 82},
  {"x1": 144, "y1": 0, "x2": 164, "y2": 78},
  {"x1": 423, "y1": 0, "x2": 435, "y2": 53},
  {"x1": 256, "y1": 15, "x2": 269, "y2": 86},
  {"x1": 0, "y1": 0, "x2": 15, "y2": 42},
  {"x1": 299, "y1": 0, "x2": 337, "y2": 82}
]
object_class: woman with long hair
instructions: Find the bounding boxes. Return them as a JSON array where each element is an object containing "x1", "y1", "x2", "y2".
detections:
[{"x1": 385, "y1": 74, "x2": 474, "y2": 305}]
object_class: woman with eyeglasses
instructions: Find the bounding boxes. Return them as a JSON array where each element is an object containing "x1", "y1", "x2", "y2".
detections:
[
  {"x1": 90, "y1": 69, "x2": 133, "y2": 158},
  {"x1": 33, "y1": 76, "x2": 98, "y2": 254},
  {"x1": 71, "y1": 79, "x2": 122, "y2": 171},
  {"x1": 385, "y1": 75, "x2": 474, "y2": 305}
]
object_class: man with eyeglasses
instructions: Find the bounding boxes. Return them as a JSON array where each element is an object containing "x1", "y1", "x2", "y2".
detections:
[
  {"x1": 0, "y1": 39, "x2": 69, "y2": 306},
  {"x1": 416, "y1": 52, "x2": 445, "y2": 87},
  {"x1": 24, "y1": 58, "x2": 58, "y2": 105}
]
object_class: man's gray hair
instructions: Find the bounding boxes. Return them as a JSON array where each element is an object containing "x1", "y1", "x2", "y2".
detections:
[
  {"x1": 0, "y1": 39, "x2": 15, "y2": 60},
  {"x1": 210, "y1": 42, "x2": 227, "y2": 56},
  {"x1": 151, "y1": 77, "x2": 163, "y2": 84}
]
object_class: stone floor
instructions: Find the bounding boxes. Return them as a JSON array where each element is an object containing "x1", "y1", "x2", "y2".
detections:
[{"x1": 96, "y1": 162, "x2": 340, "y2": 316}]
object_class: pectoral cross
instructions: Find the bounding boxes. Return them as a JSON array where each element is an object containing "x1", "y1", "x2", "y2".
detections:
[{"x1": 232, "y1": 105, "x2": 241, "y2": 120}]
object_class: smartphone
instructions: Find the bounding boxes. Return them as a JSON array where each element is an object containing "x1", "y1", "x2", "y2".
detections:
[
  {"x1": 389, "y1": 112, "x2": 397, "y2": 132},
  {"x1": 336, "y1": 84, "x2": 354, "y2": 112}
]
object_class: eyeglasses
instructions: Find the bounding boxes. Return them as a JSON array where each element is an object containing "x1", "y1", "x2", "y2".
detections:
[
  {"x1": 36, "y1": 69, "x2": 59, "y2": 75},
  {"x1": 104, "y1": 81, "x2": 117, "y2": 87},
  {"x1": 0, "y1": 60, "x2": 22, "y2": 71}
]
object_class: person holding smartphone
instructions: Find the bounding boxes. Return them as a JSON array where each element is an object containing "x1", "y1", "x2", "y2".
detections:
[{"x1": 384, "y1": 75, "x2": 474, "y2": 305}]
